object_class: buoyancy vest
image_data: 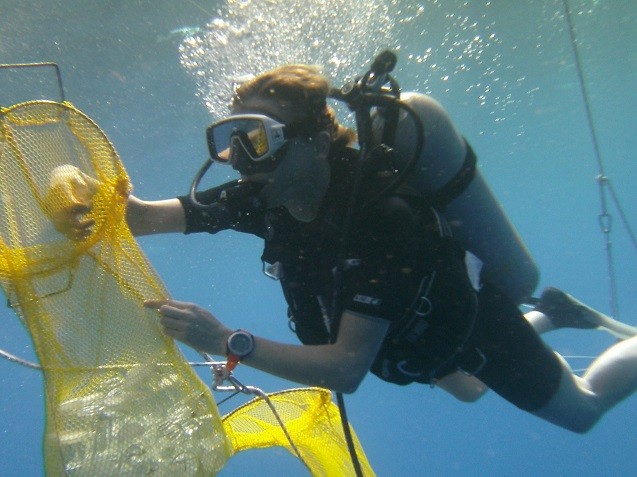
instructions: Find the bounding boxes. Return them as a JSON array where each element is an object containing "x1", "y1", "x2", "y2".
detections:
[{"x1": 263, "y1": 148, "x2": 479, "y2": 385}]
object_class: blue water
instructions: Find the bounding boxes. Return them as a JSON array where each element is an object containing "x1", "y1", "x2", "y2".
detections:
[{"x1": 1, "y1": 0, "x2": 636, "y2": 475}]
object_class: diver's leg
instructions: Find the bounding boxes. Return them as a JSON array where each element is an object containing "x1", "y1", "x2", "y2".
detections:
[
  {"x1": 441, "y1": 292, "x2": 605, "y2": 402},
  {"x1": 442, "y1": 288, "x2": 637, "y2": 406},
  {"x1": 526, "y1": 287, "x2": 637, "y2": 339},
  {"x1": 524, "y1": 310, "x2": 556, "y2": 335},
  {"x1": 532, "y1": 335, "x2": 637, "y2": 432},
  {"x1": 436, "y1": 372, "x2": 488, "y2": 402}
]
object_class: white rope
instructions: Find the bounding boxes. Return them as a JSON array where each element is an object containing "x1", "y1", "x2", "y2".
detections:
[{"x1": 0, "y1": 348, "x2": 41, "y2": 369}]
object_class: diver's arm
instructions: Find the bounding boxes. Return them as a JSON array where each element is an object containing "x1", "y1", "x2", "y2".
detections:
[
  {"x1": 126, "y1": 195, "x2": 186, "y2": 236},
  {"x1": 126, "y1": 180, "x2": 254, "y2": 236},
  {"x1": 145, "y1": 299, "x2": 389, "y2": 393},
  {"x1": 244, "y1": 310, "x2": 389, "y2": 393}
]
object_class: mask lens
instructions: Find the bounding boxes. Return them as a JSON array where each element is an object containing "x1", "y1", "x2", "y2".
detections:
[
  {"x1": 208, "y1": 118, "x2": 271, "y2": 163},
  {"x1": 250, "y1": 121, "x2": 269, "y2": 157},
  {"x1": 229, "y1": 135, "x2": 257, "y2": 173},
  {"x1": 206, "y1": 115, "x2": 293, "y2": 176}
]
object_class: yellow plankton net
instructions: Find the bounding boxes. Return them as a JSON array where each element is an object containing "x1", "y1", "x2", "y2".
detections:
[{"x1": 0, "y1": 70, "x2": 374, "y2": 476}]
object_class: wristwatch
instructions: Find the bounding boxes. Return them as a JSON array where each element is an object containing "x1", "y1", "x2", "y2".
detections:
[{"x1": 225, "y1": 329, "x2": 255, "y2": 371}]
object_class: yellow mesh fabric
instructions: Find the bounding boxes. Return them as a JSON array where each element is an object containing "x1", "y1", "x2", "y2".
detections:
[
  {"x1": 0, "y1": 100, "x2": 375, "y2": 477},
  {"x1": 0, "y1": 101, "x2": 231, "y2": 475},
  {"x1": 222, "y1": 388, "x2": 375, "y2": 476}
]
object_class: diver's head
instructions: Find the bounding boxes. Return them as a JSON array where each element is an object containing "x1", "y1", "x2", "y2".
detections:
[
  {"x1": 207, "y1": 64, "x2": 355, "y2": 221},
  {"x1": 230, "y1": 64, "x2": 355, "y2": 161}
]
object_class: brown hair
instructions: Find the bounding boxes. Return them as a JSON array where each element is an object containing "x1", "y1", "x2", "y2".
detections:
[{"x1": 232, "y1": 64, "x2": 355, "y2": 151}]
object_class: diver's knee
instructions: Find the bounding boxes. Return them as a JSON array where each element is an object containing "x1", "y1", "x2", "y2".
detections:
[
  {"x1": 532, "y1": 397, "x2": 600, "y2": 434},
  {"x1": 436, "y1": 372, "x2": 488, "y2": 402},
  {"x1": 555, "y1": 412, "x2": 598, "y2": 434},
  {"x1": 532, "y1": 360, "x2": 601, "y2": 433}
]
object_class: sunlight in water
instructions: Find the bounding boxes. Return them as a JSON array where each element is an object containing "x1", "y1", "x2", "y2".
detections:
[
  {"x1": 178, "y1": 0, "x2": 530, "y2": 128},
  {"x1": 178, "y1": 0, "x2": 423, "y2": 118}
]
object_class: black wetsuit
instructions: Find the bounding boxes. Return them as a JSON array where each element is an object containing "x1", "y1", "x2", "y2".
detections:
[{"x1": 178, "y1": 149, "x2": 562, "y2": 411}]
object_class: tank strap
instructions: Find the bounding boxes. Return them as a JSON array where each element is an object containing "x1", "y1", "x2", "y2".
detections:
[
  {"x1": 395, "y1": 141, "x2": 477, "y2": 210},
  {"x1": 430, "y1": 141, "x2": 477, "y2": 208}
]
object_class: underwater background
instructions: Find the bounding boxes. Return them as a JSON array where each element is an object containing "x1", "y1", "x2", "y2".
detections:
[{"x1": 1, "y1": 0, "x2": 635, "y2": 475}]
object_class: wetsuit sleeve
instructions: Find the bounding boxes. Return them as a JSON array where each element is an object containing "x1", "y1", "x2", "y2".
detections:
[{"x1": 177, "y1": 180, "x2": 266, "y2": 236}]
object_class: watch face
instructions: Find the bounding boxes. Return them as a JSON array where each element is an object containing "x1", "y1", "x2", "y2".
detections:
[{"x1": 229, "y1": 331, "x2": 254, "y2": 356}]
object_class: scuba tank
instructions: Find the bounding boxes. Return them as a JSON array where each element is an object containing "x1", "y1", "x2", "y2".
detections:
[
  {"x1": 372, "y1": 91, "x2": 539, "y2": 304},
  {"x1": 330, "y1": 50, "x2": 538, "y2": 305}
]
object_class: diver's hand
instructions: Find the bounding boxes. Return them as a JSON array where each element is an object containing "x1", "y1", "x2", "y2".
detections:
[
  {"x1": 145, "y1": 299, "x2": 232, "y2": 355},
  {"x1": 45, "y1": 165, "x2": 99, "y2": 241}
]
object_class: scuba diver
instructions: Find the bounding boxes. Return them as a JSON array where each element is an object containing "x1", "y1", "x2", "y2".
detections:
[{"x1": 49, "y1": 59, "x2": 637, "y2": 434}]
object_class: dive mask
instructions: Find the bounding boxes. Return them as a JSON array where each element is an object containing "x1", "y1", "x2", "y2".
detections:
[{"x1": 206, "y1": 114, "x2": 296, "y2": 175}]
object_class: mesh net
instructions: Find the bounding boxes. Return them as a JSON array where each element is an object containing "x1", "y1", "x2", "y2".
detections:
[
  {"x1": 0, "y1": 100, "x2": 231, "y2": 475},
  {"x1": 0, "y1": 100, "x2": 375, "y2": 476},
  {"x1": 222, "y1": 388, "x2": 375, "y2": 477}
]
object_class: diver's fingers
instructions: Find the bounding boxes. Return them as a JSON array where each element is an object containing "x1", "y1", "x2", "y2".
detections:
[
  {"x1": 70, "y1": 226, "x2": 94, "y2": 241},
  {"x1": 68, "y1": 203, "x2": 93, "y2": 215},
  {"x1": 77, "y1": 169, "x2": 100, "y2": 192},
  {"x1": 144, "y1": 300, "x2": 202, "y2": 315},
  {"x1": 156, "y1": 307, "x2": 204, "y2": 345},
  {"x1": 53, "y1": 213, "x2": 95, "y2": 241},
  {"x1": 146, "y1": 301, "x2": 199, "y2": 328},
  {"x1": 145, "y1": 300, "x2": 217, "y2": 327},
  {"x1": 166, "y1": 300, "x2": 201, "y2": 310},
  {"x1": 158, "y1": 304, "x2": 191, "y2": 321},
  {"x1": 66, "y1": 216, "x2": 95, "y2": 241},
  {"x1": 146, "y1": 300, "x2": 227, "y2": 354},
  {"x1": 159, "y1": 315, "x2": 187, "y2": 335},
  {"x1": 75, "y1": 216, "x2": 95, "y2": 231},
  {"x1": 143, "y1": 299, "x2": 166, "y2": 309}
]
